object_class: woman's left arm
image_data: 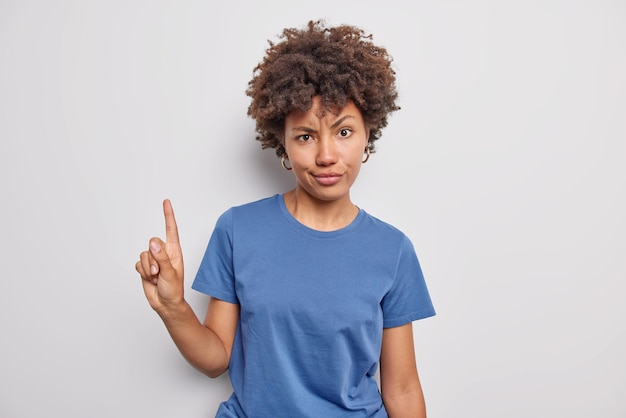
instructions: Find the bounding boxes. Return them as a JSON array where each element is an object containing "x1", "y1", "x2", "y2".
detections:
[{"x1": 379, "y1": 323, "x2": 427, "y2": 418}]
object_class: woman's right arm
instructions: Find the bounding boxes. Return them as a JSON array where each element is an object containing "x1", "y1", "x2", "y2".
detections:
[{"x1": 135, "y1": 200, "x2": 239, "y2": 378}]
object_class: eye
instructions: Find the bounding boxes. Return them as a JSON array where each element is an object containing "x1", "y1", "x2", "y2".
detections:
[
  {"x1": 338, "y1": 128, "x2": 352, "y2": 138},
  {"x1": 297, "y1": 134, "x2": 312, "y2": 142}
]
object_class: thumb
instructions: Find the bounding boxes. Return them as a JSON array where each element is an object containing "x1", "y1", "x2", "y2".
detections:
[{"x1": 149, "y1": 238, "x2": 177, "y2": 280}]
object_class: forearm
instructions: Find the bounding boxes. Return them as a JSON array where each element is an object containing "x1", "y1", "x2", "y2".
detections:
[
  {"x1": 157, "y1": 301, "x2": 230, "y2": 378},
  {"x1": 383, "y1": 387, "x2": 426, "y2": 418}
]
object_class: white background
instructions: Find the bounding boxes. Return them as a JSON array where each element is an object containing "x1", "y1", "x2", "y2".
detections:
[{"x1": 1, "y1": 1, "x2": 624, "y2": 417}]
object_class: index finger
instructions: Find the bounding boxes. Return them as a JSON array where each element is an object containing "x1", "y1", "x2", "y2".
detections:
[{"x1": 163, "y1": 199, "x2": 180, "y2": 244}]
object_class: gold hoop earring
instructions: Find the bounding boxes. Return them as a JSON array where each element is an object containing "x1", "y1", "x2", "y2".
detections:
[
  {"x1": 362, "y1": 147, "x2": 371, "y2": 163},
  {"x1": 281, "y1": 154, "x2": 292, "y2": 171}
]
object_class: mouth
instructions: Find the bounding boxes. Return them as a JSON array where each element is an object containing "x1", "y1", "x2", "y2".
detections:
[{"x1": 312, "y1": 172, "x2": 343, "y2": 186}]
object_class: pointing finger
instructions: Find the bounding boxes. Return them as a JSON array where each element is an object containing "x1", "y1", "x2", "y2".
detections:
[{"x1": 163, "y1": 199, "x2": 180, "y2": 244}]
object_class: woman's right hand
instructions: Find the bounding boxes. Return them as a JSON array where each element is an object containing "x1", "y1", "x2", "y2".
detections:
[{"x1": 135, "y1": 199, "x2": 186, "y2": 316}]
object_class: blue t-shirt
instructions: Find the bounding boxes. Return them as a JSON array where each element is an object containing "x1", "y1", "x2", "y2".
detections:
[{"x1": 192, "y1": 194, "x2": 435, "y2": 418}]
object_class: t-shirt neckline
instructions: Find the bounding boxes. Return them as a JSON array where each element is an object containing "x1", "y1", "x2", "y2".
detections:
[{"x1": 276, "y1": 193, "x2": 365, "y2": 238}]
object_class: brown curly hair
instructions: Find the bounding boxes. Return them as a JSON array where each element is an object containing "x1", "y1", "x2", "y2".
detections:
[{"x1": 246, "y1": 20, "x2": 400, "y2": 157}]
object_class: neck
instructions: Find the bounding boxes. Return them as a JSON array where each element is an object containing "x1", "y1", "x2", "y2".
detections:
[{"x1": 283, "y1": 189, "x2": 359, "y2": 232}]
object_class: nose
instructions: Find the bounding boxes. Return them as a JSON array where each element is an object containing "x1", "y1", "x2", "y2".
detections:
[{"x1": 315, "y1": 137, "x2": 338, "y2": 166}]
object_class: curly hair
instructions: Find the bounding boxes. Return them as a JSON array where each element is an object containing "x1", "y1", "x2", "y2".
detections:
[{"x1": 246, "y1": 20, "x2": 400, "y2": 157}]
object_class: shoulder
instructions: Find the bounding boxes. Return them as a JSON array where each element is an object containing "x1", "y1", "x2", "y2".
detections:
[
  {"x1": 359, "y1": 210, "x2": 412, "y2": 244},
  {"x1": 217, "y1": 194, "x2": 279, "y2": 219},
  {"x1": 231, "y1": 194, "x2": 279, "y2": 214},
  {"x1": 214, "y1": 194, "x2": 282, "y2": 234}
]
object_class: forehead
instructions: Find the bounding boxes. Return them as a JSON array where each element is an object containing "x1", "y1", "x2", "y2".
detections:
[{"x1": 285, "y1": 98, "x2": 362, "y2": 126}]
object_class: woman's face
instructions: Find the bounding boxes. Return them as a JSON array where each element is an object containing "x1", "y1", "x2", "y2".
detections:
[{"x1": 283, "y1": 96, "x2": 369, "y2": 205}]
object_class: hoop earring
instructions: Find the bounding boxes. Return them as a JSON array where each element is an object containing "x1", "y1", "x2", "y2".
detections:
[
  {"x1": 362, "y1": 147, "x2": 371, "y2": 163},
  {"x1": 281, "y1": 154, "x2": 292, "y2": 171}
]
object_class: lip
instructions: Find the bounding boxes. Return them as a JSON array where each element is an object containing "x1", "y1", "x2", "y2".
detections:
[{"x1": 312, "y1": 172, "x2": 343, "y2": 186}]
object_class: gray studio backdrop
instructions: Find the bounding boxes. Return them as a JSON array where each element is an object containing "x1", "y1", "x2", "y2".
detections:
[{"x1": 1, "y1": 1, "x2": 624, "y2": 417}]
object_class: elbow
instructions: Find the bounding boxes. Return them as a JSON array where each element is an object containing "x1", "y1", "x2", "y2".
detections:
[
  {"x1": 196, "y1": 363, "x2": 229, "y2": 379},
  {"x1": 382, "y1": 385, "x2": 427, "y2": 418},
  {"x1": 206, "y1": 368, "x2": 227, "y2": 379}
]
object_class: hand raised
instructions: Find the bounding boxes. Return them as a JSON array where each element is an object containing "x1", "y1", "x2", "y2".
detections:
[{"x1": 136, "y1": 199, "x2": 185, "y2": 314}]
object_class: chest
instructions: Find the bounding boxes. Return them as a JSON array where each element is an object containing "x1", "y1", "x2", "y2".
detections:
[{"x1": 231, "y1": 232, "x2": 395, "y2": 336}]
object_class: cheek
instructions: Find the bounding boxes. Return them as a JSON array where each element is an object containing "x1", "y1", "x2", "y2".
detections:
[{"x1": 348, "y1": 142, "x2": 368, "y2": 164}]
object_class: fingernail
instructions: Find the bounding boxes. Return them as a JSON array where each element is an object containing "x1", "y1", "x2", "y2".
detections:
[
  {"x1": 150, "y1": 265, "x2": 158, "y2": 275},
  {"x1": 150, "y1": 240, "x2": 160, "y2": 253}
]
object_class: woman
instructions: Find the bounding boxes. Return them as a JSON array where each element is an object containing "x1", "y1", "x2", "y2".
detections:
[{"x1": 136, "y1": 20, "x2": 435, "y2": 417}]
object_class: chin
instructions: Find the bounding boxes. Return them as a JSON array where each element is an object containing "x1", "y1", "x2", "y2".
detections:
[{"x1": 310, "y1": 189, "x2": 350, "y2": 203}]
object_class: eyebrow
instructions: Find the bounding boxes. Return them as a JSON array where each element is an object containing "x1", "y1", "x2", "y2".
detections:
[
  {"x1": 330, "y1": 115, "x2": 355, "y2": 129},
  {"x1": 292, "y1": 115, "x2": 356, "y2": 133}
]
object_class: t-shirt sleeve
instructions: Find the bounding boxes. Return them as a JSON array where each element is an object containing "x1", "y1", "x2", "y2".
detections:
[
  {"x1": 381, "y1": 235, "x2": 435, "y2": 328},
  {"x1": 191, "y1": 209, "x2": 239, "y2": 304}
]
